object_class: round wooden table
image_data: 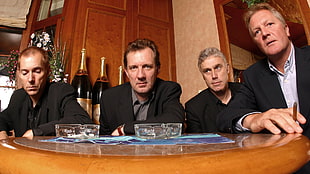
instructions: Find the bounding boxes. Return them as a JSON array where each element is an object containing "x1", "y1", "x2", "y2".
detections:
[{"x1": 0, "y1": 133, "x2": 309, "y2": 174}]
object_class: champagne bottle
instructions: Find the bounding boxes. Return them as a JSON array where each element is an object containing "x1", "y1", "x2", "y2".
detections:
[
  {"x1": 71, "y1": 48, "x2": 93, "y2": 118},
  {"x1": 92, "y1": 57, "x2": 110, "y2": 124},
  {"x1": 118, "y1": 65, "x2": 124, "y2": 85}
]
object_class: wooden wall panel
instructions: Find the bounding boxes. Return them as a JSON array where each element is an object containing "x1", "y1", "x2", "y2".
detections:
[
  {"x1": 84, "y1": 9, "x2": 126, "y2": 86},
  {"x1": 138, "y1": 20, "x2": 173, "y2": 81},
  {"x1": 89, "y1": 0, "x2": 126, "y2": 10},
  {"x1": 67, "y1": 0, "x2": 175, "y2": 86},
  {"x1": 134, "y1": 0, "x2": 176, "y2": 81},
  {"x1": 69, "y1": 0, "x2": 128, "y2": 87},
  {"x1": 138, "y1": 0, "x2": 170, "y2": 22}
]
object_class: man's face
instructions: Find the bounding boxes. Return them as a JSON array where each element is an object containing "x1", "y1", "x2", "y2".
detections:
[
  {"x1": 200, "y1": 56, "x2": 229, "y2": 93},
  {"x1": 124, "y1": 47, "x2": 159, "y2": 100},
  {"x1": 249, "y1": 10, "x2": 291, "y2": 58},
  {"x1": 18, "y1": 53, "x2": 49, "y2": 102}
]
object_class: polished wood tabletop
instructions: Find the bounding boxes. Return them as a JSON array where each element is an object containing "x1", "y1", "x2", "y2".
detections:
[{"x1": 0, "y1": 133, "x2": 309, "y2": 174}]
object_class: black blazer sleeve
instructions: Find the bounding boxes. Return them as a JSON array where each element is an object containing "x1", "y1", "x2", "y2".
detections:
[
  {"x1": 34, "y1": 83, "x2": 93, "y2": 135},
  {"x1": 0, "y1": 83, "x2": 93, "y2": 137},
  {"x1": 216, "y1": 59, "x2": 287, "y2": 133},
  {"x1": 0, "y1": 89, "x2": 26, "y2": 134}
]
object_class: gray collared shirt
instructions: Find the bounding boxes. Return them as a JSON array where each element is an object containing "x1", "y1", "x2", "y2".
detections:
[{"x1": 131, "y1": 89, "x2": 154, "y2": 121}]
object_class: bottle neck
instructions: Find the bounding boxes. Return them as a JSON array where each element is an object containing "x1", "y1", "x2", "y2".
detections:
[
  {"x1": 98, "y1": 57, "x2": 108, "y2": 81},
  {"x1": 118, "y1": 65, "x2": 124, "y2": 85},
  {"x1": 77, "y1": 48, "x2": 88, "y2": 75}
]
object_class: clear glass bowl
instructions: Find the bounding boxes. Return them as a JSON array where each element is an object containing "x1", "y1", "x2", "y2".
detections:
[
  {"x1": 55, "y1": 124, "x2": 100, "y2": 139},
  {"x1": 134, "y1": 123, "x2": 182, "y2": 139}
]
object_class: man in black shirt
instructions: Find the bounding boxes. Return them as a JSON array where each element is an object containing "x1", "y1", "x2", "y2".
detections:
[
  {"x1": 0, "y1": 46, "x2": 92, "y2": 139},
  {"x1": 185, "y1": 47, "x2": 242, "y2": 133}
]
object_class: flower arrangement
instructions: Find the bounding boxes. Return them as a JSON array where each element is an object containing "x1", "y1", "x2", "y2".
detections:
[
  {"x1": 242, "y1": 0, "x2": 268, "y2": 7},
  {"x1": 29, "y1": 31, "x2": 68, "y2": 83},
  {"x1": 30, "y1": 32, "x2": 53, "y2": 51},
  {"x1": 3, "y1": 50, "x2": 19, "y2": 85}
]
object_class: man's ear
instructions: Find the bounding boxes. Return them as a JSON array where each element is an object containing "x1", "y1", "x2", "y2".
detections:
[
  {"x1": 226, "y1": 64, "x2": 230, "y2": 74},
  {"x1": 285, "y1": 24, "x2": 290, "y2": 37},
  {"x1": 156, "y1": 67, "x2": 160, "y2": 74},
  {"x1": 124, "y1": 68, "x2": 129, "y2": 78}
]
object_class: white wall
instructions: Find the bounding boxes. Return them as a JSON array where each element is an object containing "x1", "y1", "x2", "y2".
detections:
[{"x1": 0, "y1": 75, "x2": 15, "y2": 111}]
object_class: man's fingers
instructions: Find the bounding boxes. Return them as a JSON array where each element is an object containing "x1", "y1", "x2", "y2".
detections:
[{"x1": 263, "y1": 120, "x2": 281, "y2": 134}]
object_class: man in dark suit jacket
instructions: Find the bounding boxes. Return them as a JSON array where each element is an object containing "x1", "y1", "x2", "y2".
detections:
[
  {"x1": 99, "y1": 39, "x2": 185, "y2": 135},
  {"x1": 217, "y1": 2, "x2": 307, "y2": 137},
  {"x1": 0, "y1": 47, "x2": 92, "y2": 139},
  {"x1": 217, "y1": 47, "x2": 310, "y2": 136},
  {"x1": 185, "y1": 47, "x2": 242, "y2": 133},
  {"x1": 216, "y1": 3, "x2": 309, "y2": 173}
]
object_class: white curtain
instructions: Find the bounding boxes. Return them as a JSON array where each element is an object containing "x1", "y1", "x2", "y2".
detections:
[{"x1": 0, "y1": 0, "x2": 32, "y2": 28}]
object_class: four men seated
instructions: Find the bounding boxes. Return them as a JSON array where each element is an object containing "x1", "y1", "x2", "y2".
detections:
[
  {"x1": 0, "y1": 5, "x2": 308, "y2": 170},
  {"x1": 0, "y1": 3, "x2": 308, "y2": 172}
]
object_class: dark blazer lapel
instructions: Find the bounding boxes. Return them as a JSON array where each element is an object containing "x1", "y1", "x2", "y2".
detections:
[
  {"x1": 147, "y1": 79, "x2": 160, "y2": 118},
  {"x1": 118, "y1": 85, "x2": 135, "y2": 123},
  {"x1": 258, "y1": 66, "x2": 287, "y2": 108},
  {"x1": 202, "y1": 91, "x2": 218, "y2": 131},
  {"x1": 18, "y1": 97, "x2": 30, "y2": 135},
  {"x1": 295, "y1": 47, "x2": 310, "y2": 122}
]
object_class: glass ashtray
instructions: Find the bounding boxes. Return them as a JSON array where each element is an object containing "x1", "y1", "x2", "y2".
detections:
[
  {"x1": 55, "y1": 124, "x2": 100, "y2": 139},
  {"x1": 134, "y1": 123, "x2": 182, "y2": 139}
]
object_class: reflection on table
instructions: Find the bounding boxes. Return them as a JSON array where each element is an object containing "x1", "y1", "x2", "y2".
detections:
[{"x1": 0, "y1": 133, "x2": 309, "y2": 174}]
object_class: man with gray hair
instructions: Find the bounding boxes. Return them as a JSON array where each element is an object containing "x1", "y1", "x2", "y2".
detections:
[
  {"x1": 217, "y1": 3, "x2": 309, "y2": 173},
  {"x1": 185, "y1": 47, "x2": 242, "y2": 133}
]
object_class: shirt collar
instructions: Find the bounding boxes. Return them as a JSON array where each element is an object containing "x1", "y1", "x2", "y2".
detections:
[
  {"x1": 131, "y1": 88, "x2": 155, "y2": 105},
  {"x1": 268, "y1": 43, "x2": 295, "y2": 75}
]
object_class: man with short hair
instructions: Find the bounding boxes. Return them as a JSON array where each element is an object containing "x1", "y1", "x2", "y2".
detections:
[
  {"x1": 185, "y1": 47, "x2": 242, "y2": 133},
  {"x1": 99, "y1": 38, "x2": 185, "y2": 135},
  {"x1": 216, "y1": 3, "x2": 309, "y2": 173},
  {"x1": 0, "y1": 46, "x2": 92, "y2": 139}
]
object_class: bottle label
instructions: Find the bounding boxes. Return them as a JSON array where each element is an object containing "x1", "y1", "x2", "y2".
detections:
[
  {"x1": 77, "y1": 98, "x2": 92, "y2": 119},
  {"x1": 92, "y1": 104, "x2": 100, "y2": 124}
]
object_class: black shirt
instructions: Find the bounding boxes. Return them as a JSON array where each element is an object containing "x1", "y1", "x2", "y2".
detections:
[{"x1": 185, "y1": 82, "x2": 242, "y2": 133}]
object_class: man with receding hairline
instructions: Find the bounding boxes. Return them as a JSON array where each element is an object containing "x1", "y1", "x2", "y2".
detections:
[{"x1": 0, "y1": 46, "x2": 92, "y2": 139}]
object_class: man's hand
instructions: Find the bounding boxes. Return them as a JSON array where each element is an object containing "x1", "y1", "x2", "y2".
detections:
[
  {"x1": 22, "y1": 130, "x2": 34, "y2": 139},
  {"x1": 0, "y1": 131, "x2": 8, "y2": 140},
  {"x1": 111, "y1": 125, "x2": 125, "y2": 136},
  {"x1": 243, "y1": 107, "x2": 306, "y2": 134}
]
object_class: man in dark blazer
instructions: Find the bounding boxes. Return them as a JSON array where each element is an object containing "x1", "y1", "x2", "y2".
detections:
[
  {"x1": 0, "y1": 47, "x2": 92, "y2": 139},
  {"x1": 185, "y1": 47, "x2": 242, "y2": 133},
  {"x1": 217, "y1": 2, "x2": 307, "y2": 137},
  {"x1": 216, "y1": 3, "x2": 309, "y2": 173},
  {"x1": 99, "y1": 39, "x2": 185, "y2": 135}
]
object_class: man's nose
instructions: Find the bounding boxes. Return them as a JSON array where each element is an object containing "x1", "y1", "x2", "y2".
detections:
[
  {"x1": 211, "y1": 69, "x2": 218, "y2": 78},
  {"x1": 28, "y1": 72, "x2": 34, "y2": 82},
  {"x1": 137, "y1": 67, "x2": 146, "y2": 78},
  {"x1": 261, "y1": 27, "x2": 270, "y2": 37}
]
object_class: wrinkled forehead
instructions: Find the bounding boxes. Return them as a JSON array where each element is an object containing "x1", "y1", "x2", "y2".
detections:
[
  {"x1": 19, "y1": 53, "x2": 45, "y2": 69},
  {"x1": 126, "y1": 48, "x2": 156, "y2": 65},
  {"x1": 201, "y1": 56, "x2": 226, "y2": 67}
]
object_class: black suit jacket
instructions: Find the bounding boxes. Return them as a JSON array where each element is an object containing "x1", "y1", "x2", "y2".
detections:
[
  {"x1": 217, "y1": 46, "x2": 310, "y2": 174},
  {"x1": 217, "y1": 46, "x2": 310, "y2": 137},
  {"x1": 185, "y1": 82, "x2": 242, "y2": 133},
  {"x1": 0, "y1": 82, "x2": 92, "y2": 137},
  {"x1": 99, "y1": 78, "x2": 185, "y2": 135}
]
